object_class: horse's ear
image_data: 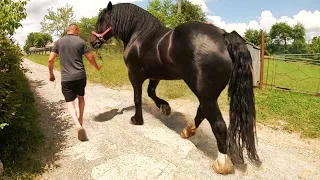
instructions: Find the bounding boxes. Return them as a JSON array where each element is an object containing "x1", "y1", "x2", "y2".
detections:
[{"x1": 107, "y1": 1, "x2": 113, "y2": 11}]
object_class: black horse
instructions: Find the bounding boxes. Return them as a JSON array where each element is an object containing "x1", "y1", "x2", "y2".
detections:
[{"x1": 91, "y1": 2, "x2": 259, "y2": 174}]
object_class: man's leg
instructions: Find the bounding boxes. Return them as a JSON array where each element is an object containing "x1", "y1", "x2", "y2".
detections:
[
  {"x1": 78, "y1": 96, "x2": 85, "y2": 126},
  {"x1": 62, "y1": 80, "x2": 87, "y2": 141},
  {"x1": 70, "y1": 99, "x2": 86, "y2": 141},
  {"x1": 67, "y1": 101, "x2": 81, "y2": 128}
]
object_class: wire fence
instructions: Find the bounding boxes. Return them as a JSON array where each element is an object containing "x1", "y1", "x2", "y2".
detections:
[{"x1": 263, "y1": 54, "x2": 320, "y2": 96}]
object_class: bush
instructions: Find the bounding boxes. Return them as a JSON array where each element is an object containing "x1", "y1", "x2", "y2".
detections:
[{"x1": 0, "y1": 34, "x2": 43, "y2": 164}]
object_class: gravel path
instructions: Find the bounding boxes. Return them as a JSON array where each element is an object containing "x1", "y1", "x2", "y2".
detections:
[{"x1": 23, "y1": 59, "x2": 320, "y2": 180}]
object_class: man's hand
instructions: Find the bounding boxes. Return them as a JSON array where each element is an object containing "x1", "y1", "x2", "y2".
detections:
[
  {"x1": 50, "y1": 75, "x2": 55, "y2": 82},
  {"x1": 84, "y1": 52, "x2": 102, "y2": 71},
  {"x1": 48, "y1": 52, "x2": 57, "y2": 82}
]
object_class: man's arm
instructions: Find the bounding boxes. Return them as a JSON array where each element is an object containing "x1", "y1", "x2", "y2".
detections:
[
  {"x1": 48, "y1": 52, "x2": 57, "y2": 81},
  {"x1": 84, "y1": 52, "x2": 101, "y2": 70}
]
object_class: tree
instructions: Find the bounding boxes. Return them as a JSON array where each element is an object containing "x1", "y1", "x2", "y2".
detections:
[
  {"x1": 78, "y1": 17, "x2": 98, "y2": 42},
  {"x1": 244, "y1": 29, "x2": 260, "y2": 46},
  {"x1": 23, "y1": 32, "x2": 53, "y2": 53},
  {"x1": 269, "y1": 22, "x2": 293, "y2": 53},
  {"x1": 243, "y1": 29, "x2": 272, "y2": 55},
  {"x1": 40, "y1": 4, "x2": 76, "y2": 37},
  {"x1": 0, "y1": 0, "x2": 28, "y2": 35},
  {"x1": 171, "y1": 0, "x2": 206, "y2": 27},
  {"x1": 289, "y1": 40, "x2": 307, "y2": 54},
  {"x1": 292, "y1": 23, "x2": 306, "y2": 41},
  {"x1": 147, "y1": 0, "x2": 206, "y2": 29},
  {"x1": 34, "y1": 33, "x2": 53, "y2": 47},
  {"x1": 309, "y1": 36, "x2": 320, "y2": 53},
  {"x1": 147, "y1": 0, "x2": 173, "y2": 26},
  {"x1": 289, "y1": 23, "x2": 307, "y2": 54}
]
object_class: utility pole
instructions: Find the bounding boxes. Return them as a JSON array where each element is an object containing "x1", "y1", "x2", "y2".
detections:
[{"x1": 178, "y1": 0, "x2": 182, "y2": 14}]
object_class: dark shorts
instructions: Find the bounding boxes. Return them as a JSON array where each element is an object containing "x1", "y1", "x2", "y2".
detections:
[{"x1": 61, "y1": 78, "x2": 87, "y2": 102}]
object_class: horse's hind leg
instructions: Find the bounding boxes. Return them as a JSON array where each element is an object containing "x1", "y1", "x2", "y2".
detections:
[
  {"x1": 147, "y1": 79, "x2": 171, "y2": 116},
  {"x1": 201, "y1": 100, "x2": 233, "y2": 174},
  {"x1": 180, "y1": 105, "x2": 204, "y2": 138}
]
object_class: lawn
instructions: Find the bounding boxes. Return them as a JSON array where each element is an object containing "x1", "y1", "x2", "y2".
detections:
[
  {"x1": 25, "y1": 51, "x2": 320, "y2": 138},
  {"x1": 263, "y1": 57, "x2": 320, "y2": 94}
]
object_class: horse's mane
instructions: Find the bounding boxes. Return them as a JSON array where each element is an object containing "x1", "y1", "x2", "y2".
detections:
[{"x1": 98, "y1": 3, "x2": 165, "y2": 43}]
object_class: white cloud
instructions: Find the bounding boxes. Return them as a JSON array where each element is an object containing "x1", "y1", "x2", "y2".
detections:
[
  {"x1": 207, "y1": 10, "x2": 320, "y2": 41},
  {"x1": 12, "y1": 0, "x2": 142, "y2": 47},
  {"x1": 189, "y1": 0, "x2": 210, "y2": 13}
]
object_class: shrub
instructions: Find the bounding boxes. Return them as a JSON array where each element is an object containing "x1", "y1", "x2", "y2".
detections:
[{"x1": 0, "y1": 34, "x2": 43, "y2": 164}]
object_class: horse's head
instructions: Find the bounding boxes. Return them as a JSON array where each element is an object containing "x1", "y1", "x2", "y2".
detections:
[{"x1": 91, "y1": 1, "x2": 114, "y2": 49}]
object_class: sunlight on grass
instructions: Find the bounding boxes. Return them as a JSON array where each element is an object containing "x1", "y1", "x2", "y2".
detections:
[{"x1": 263, "y1": 59, "x2": 320, "y2": 93}]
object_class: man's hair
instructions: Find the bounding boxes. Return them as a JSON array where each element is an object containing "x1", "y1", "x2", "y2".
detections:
[{"x1": 67, "y1": 24, "x2": 79, "y2": 32}]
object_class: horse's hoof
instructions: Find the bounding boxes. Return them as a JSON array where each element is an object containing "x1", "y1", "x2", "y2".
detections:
[
  {"x1": 130, "y1": 116, "x2": 144, "y2": 125},
  {"x1": 212, "y1": 156, "x2": 233, "y2": 175},
  {"x1": 180, "y1": 124, "x2": 196, "y2": 138},
  {"x1": 160, "y1": 104, "x2": 171, "y2": 116}
]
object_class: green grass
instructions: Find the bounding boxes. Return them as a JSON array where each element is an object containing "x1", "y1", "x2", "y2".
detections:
[
  {"x1": 263, "y1": 58, "x2": 320, "y2": 94},
  {"x1": 255, "y1": 89, "x2": 320, "y2": 138},
  {"x1": 25, "y1": 52, "x2": 320, "y2": 138}
]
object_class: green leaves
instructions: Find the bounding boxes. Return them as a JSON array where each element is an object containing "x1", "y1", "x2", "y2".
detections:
[
  {"x1": 0, "y1": 0, "x2": 28, "y2": 35},
  {"x1": 309, "y1": 36, "x2": 320, "y2": 54},
  {"x1": 40, "y1": 3, "x2": 76, "y2": 37},
  {"x1": 244, "y1": 29, "x2": 261, "y2": 46},
  {"x1": 147, "y1": 0, "x2": 206, "y2": 29},
  {"x1": 0, "y1": 123, "x2": 9, "y2": 130},
  {"x1": 78, "y1": 16, "x2": 98, "y2": 42},
  {"x1": 23, "y1": 32, "x2": 53, "y2": 54},
  {"x1": 270, "y1": 22, "x2": 293, "y2": 45}
]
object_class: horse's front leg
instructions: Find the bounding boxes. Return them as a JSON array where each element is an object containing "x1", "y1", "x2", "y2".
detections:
[
  {"x1": 147, "y1": 79, "x2": 171, "y2": 116},
  {"x1": 129, "y1": 71, "x2": 146, "y2": 125}
]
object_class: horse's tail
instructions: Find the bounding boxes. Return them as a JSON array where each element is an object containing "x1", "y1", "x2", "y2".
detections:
[{"x1": 223, "y1": 30, "x2": 259, "y2": 164}]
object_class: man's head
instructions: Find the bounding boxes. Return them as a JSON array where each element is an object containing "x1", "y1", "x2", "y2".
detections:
[{"x1": 67, "y1": 24, "x2": 80, "y2": 36}]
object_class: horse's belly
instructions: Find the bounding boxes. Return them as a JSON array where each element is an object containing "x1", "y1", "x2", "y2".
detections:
[{"x1": 147, "y1": 65, "x2": 182, "y2": 80}]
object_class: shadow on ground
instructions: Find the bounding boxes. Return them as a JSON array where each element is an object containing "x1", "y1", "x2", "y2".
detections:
[
  {"x1": 142, "y1": 103, "x2": 219, "y2": 160},
  {"x1": 29, "y1": 79, "x2": 72, "y2": 176},
  {"x1": 91, "y1": 98, "x2": 219, "y2": 161},
  {"x1": 93, "y1": 106, "x2": 135, "y2": 122}
]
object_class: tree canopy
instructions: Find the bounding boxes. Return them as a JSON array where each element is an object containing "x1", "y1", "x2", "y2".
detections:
[
  {"x1": 40, "y1": 4, "x2": 76, "y2": 37},
  {"x1": 147, "y1": 0, "x2": 206, "y2": 28},
  {"x1": 0, "y1": 0, "x2": 28, "y2": 35}
]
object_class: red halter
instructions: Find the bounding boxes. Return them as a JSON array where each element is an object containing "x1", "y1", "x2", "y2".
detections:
[
  {"x1": 249, "y1": 65, "x2": 254, "y2": 79},
  {"x1": 92, "y1": 27, "x2": 112, "y2": 42}
]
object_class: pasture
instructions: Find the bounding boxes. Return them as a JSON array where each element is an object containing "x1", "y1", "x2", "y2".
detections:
[
  {"x1": 263, "y1": 56, "x2": 320, "y2": 94},
  {"x1": 25, "y1": 48, "x2": 320, "y2": 138}
]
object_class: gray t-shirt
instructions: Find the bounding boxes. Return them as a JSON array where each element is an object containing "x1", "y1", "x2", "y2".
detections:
[{"x1": 52, "y1": 34, "x2": 90, "y2": 82}]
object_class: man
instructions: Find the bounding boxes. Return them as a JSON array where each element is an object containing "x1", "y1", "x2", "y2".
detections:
[{"x1": 48, "y1": 24, "x2": 101, "y2": 141}]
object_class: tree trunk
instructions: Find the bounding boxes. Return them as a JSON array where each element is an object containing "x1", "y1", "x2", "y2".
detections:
[{"x1": 178, "y1": 0, "x2": 182, "y2": 14}]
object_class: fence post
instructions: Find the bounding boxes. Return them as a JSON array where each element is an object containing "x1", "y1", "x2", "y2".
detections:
[{"x1": 259, "y1": 30, "x2": 265, "y2": 89}]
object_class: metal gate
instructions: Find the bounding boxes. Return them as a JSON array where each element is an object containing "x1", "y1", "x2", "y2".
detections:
[{"x1": 263, "y1": 54, "x2": 320, "y2": 96}]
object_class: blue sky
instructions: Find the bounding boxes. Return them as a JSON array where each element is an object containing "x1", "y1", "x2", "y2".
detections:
[
  {"x1": 134, "y1": 0, "x2": 320, "y2": 23},
  {"x1": 207, "y1": 0, "x2": 319, "y2": 23}
]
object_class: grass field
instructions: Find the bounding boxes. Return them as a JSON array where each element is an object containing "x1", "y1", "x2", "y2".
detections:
[
  {"x1": 25, "y1": 51, "x2": 320, "y2": 138},
  {"x1": 263, "y1": 57, "x2": 320, "y2": 94}
]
